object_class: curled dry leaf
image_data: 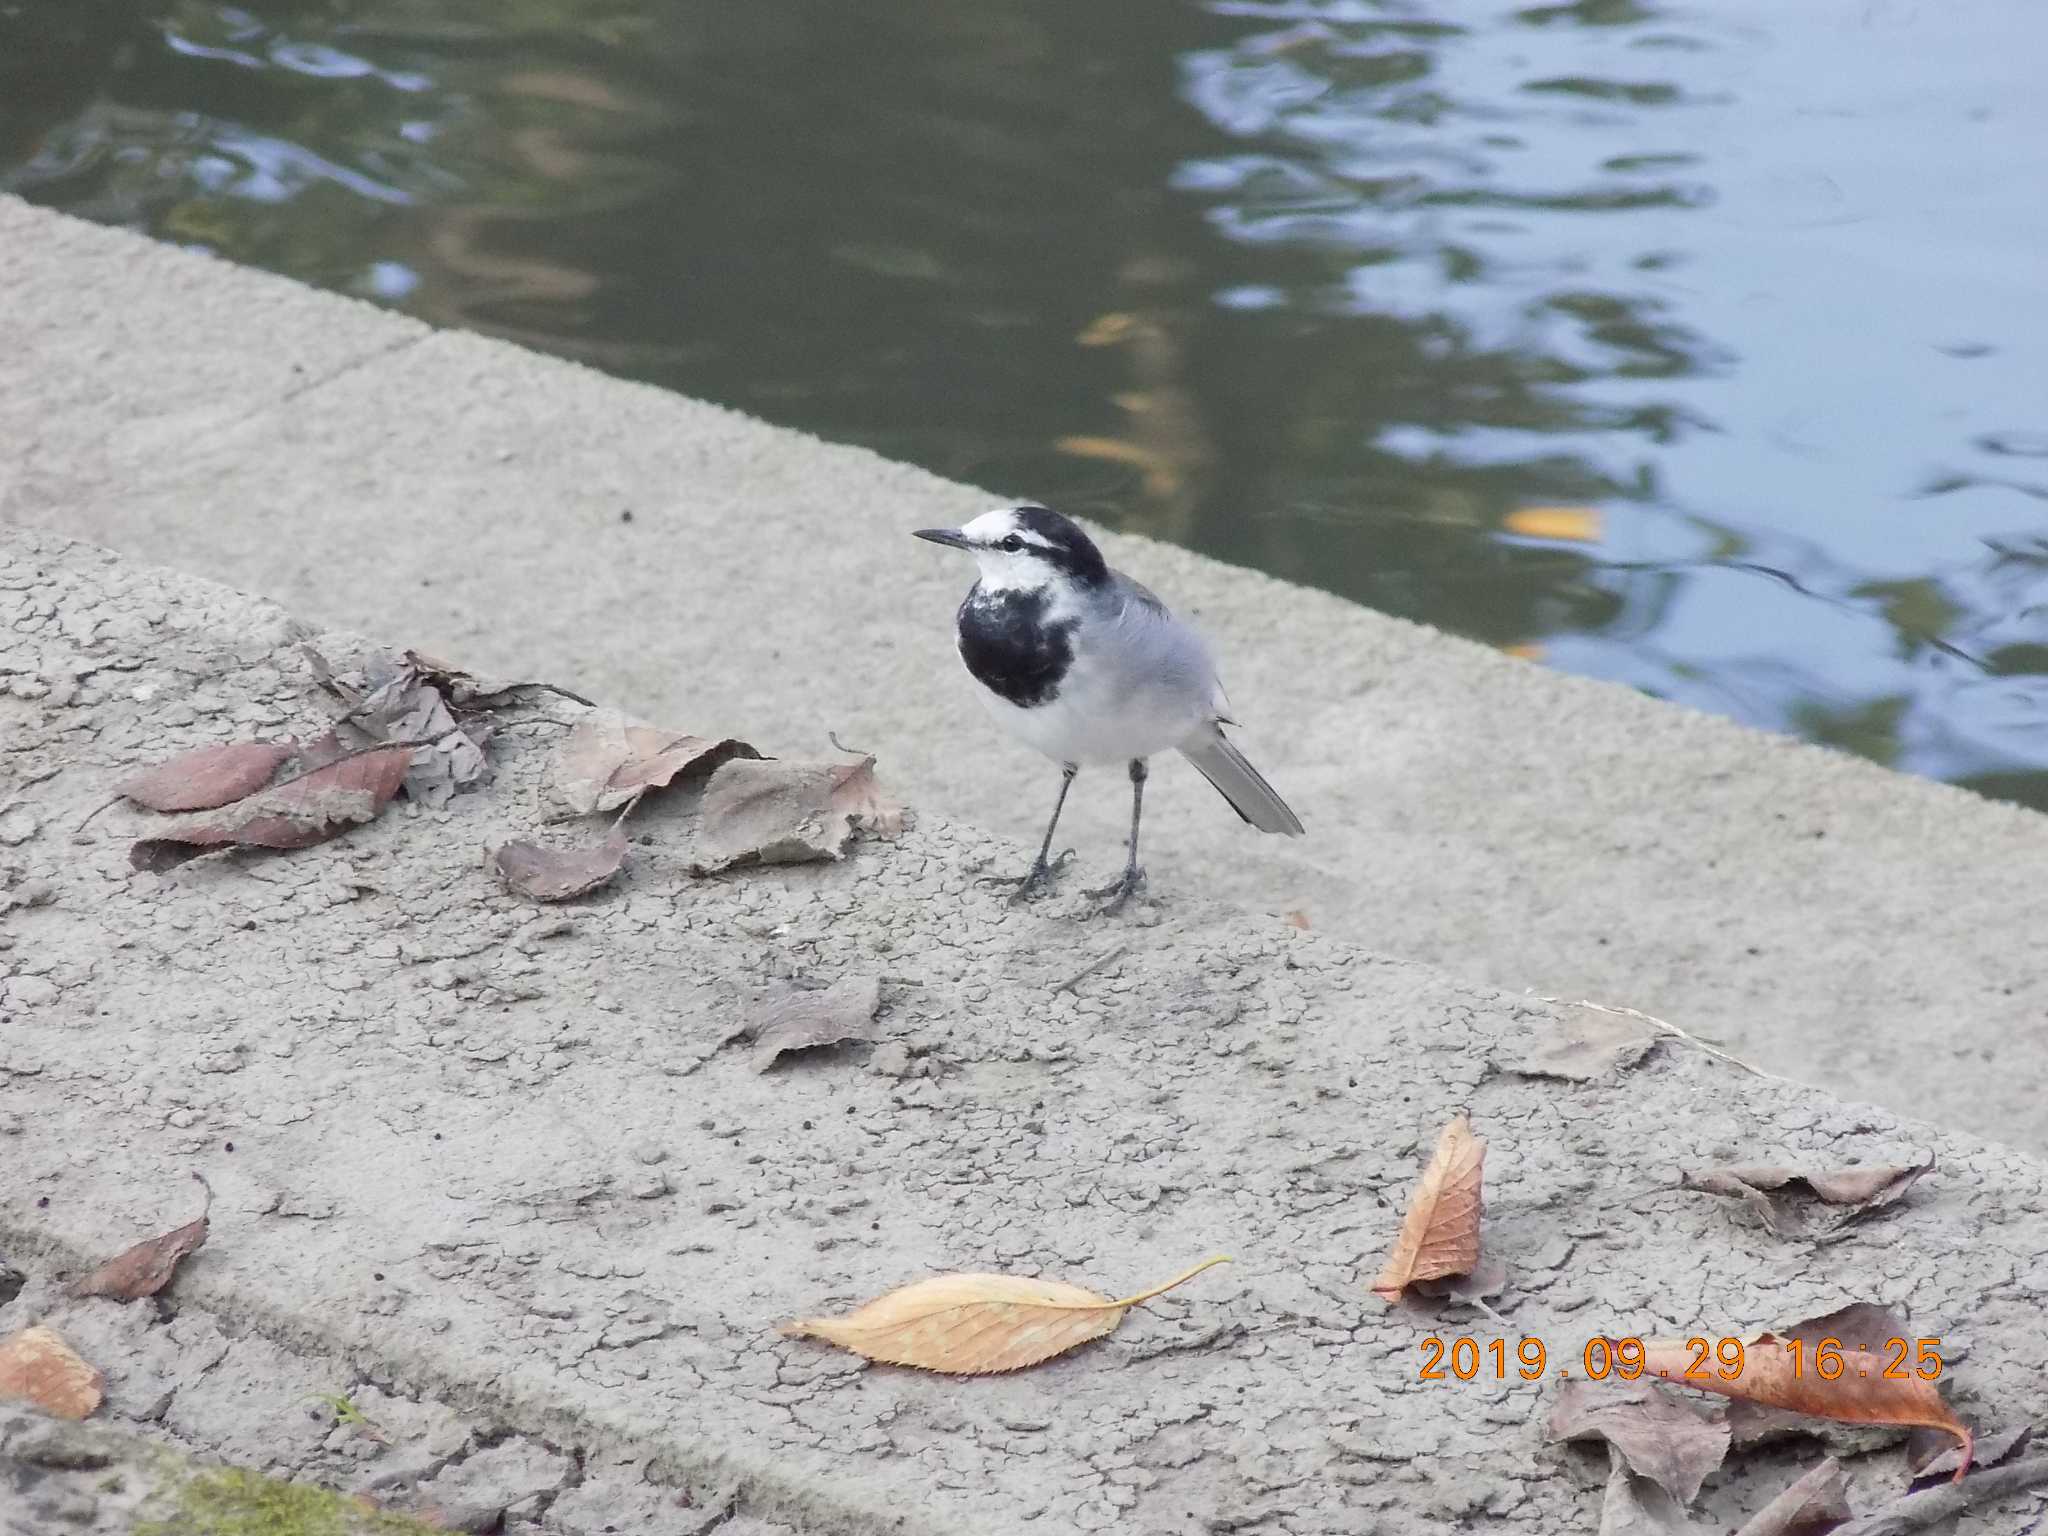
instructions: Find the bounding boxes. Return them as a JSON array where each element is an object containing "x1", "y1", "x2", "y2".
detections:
[
  {"x1": 118, "y1": 741, "x2": 292, "y2": 813},
  {"x1": 749, "y1": 975, "x2": 882, "y2": 1073},
  {"x1": 1371, "y1": 1114, "x2": 1485, "y2": 1303},
  {"x1": 491, "y1": 830, "x2": 629, "y2": 902},
  {"x1": 1911, "y1": 1422, "x2": 2029, "y2": 1484},
  {"x1": 827, "y1": 755, "x2": 904, "y2": 838},
  {"x1": 0, "y1": 1326, "x2": 104, "y2": 1419},
  {"x1": 546, "y1": 711, "x2": 760, "y2": 818},
  {"x1": 1629, "y1": 1317, "x2": 1971, "y2": 1481},
  {"x1": 69, "y1": 1172, "x2": 212, "y2": 1301},
  {"x1": 1547, "y1": 1378, "x2": 1730, "y2": 1506},
  {"x1": 781, "y1": 1255, "x2": 1230, "y2": 1375},
  {"x1": 1681, "y1": 1161, "x2": 1931, "y2": 1236},
  {"x1": 130, "y1": 742, "x2": 417, "y2": 872},
  {"x1": 692, "y1": 756, "x2": 901, "y2": 873},
  {"x1": 1732, "y1": 1458, "x2": 1849, "y2": 1536},
  {"x1": 353, "y1": 659, "x2": 490, "y2": 810}
]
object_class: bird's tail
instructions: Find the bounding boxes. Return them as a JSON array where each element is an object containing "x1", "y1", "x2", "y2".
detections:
[{"x1": 1178, "y1": 725, "x2": 1304, "y2": 836}]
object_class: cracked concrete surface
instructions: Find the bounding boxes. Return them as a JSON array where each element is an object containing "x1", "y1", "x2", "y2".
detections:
[
  {"x1": 4, "y1": 195, "x2": 2047, "y2": 1155},
  {"x1": 6, "y1": 530, "x2": 2048, "y2": 1533}
]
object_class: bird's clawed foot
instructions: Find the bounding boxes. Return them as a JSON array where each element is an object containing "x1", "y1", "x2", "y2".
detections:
[
  {"x1": 980, "y1": 848, "x2": 1075, "y2": 905},
  {"x1": 1086, "y1": 865, "x2": 1147, "y2": 916}
]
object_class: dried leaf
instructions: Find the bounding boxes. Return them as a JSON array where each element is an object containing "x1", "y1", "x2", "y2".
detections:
[
  {"x1": 1504, "y1": 506, "x2": 1602, "y2": 542},
  {"x1": 0, "y1": 1326, "x2": 104, "y2": 1419},
  {"x1": 68, "y1": 1173, "x2": 212, "y2": 1301},
  {"x1": 1415, "y1": 1255, "x2": 1508, "y2": 1309},
  {"x1": 546, "y1": 711, "x2": 758, "y2": 817},
  {"x1": 1910, "y1": 1422, "x2": 2029, "y2": 1484},
  {"x1": 1509, "y1": 1004, "x2": 1658, "y2": 1081},
  {"x1": 118, "y1": 742, "x2": 292, "y2": 812},
  {"x1": 692, "y1": 757, "x2": 900, "y2": 872},
  {"x1": 1732, "y1": 1458, "x2": 1850, "y2": 1536},
  {"x1": 828, "y1": 755, "x2": 904, "y2": 837},
  {"x1": 1632, "y1": 1309, "x2": 1971, "y2": 1480},
  {"x1": 130, "y1": 743, "x2": 416, "y2": 871},
  {"x1": 781, "y1": 1255, "x2": 1229, "y2": 1374},
  {"x1": 1597, "y1": 1445, "x2": 1701, "y2": 1536},
  {"x1": 1371, "y1": 1114, "x2": 1485, "y2": 1302},
  {"x1": 1681, "y1": 1161, "x2": 1931, "y2": 1236},
  {"x1": 749, "y1": 975, "x2": 882, "y2": 1073},
  {"x1": 354, "y1": 659, "x2": 490, "y2": 809},
  {"x1": 1548, "y1": 1378, "x2": 1730, "y2": 1506},
  {"x1": 491, "y1": 831, "x2": 629, "y2": 902}
]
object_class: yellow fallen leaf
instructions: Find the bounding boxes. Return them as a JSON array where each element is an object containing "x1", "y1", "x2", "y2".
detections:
[
  {"x1": 0, "y1": 1325, "x2": 104, "y2": 1419},
  {"x1": 781, "y1": 1255, "x2": 1230, "y2": 1374},
  {"x1": 1372, "y1": 1113, "x2": 1487, "y2": 1302},
  {"x1": 1052, "y1": 435, "x2": 1181, "y2": 498},
  {"x1": 1076, "y1": 312, "x2": 1139, "y2": 347},
  {"x1": 1503, "y1": 506, "x2": 1602, "y2": 543},
  {"x1": 1502, "y1": 642, "x2": 1546, "y2": 663}
]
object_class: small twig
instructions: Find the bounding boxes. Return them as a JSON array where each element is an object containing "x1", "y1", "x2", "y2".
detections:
[
  {"x1": 1055, "y1": 944, "x2": 1128, "y2": 994},
  {"x1": 1536, "y1": 995, "x2": 1774, "y2": 1080},
  {"x1": 75, "y1": 794, "x2": 121, "y2": 832},
  {"x1": 1833, "y1": 1452, "x2": 2048, "y2": 1534},
  {"x1": 467, "y1": 680, "x2": 597, "y2": 710},
  {"x1": 191, "y1": 1170, "x2": 213, "y2": 1218},
  {"x1": 827, "y1": 731, "x2": 870, "y2": 757}
]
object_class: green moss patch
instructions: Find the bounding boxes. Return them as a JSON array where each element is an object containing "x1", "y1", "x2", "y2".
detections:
[{"x1": 138, "y1": 1465, "x2": 437, "y2": 1536}]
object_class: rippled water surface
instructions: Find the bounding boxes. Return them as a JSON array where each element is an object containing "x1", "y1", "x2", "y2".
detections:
[{"x1": 6, "y1": 1, "x2": 2046, "y2": 800}]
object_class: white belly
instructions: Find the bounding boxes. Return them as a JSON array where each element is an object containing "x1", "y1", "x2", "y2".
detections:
[{"x1": 975, "y1": 644, "x2": 1208, "y2": 766}]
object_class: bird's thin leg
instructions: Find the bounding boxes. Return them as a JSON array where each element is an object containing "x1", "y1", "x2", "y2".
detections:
[
  {"x1": 1088, "y1": 758, "x2": 1148, "y2": 912},
  {"x1": 979, "y1": 764, "x2": 1078, "y2": 903}
]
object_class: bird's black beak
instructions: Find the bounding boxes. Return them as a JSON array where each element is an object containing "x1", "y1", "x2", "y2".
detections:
[{"x1": 913, "y1": 527, "x2": 972, "y2": 550}]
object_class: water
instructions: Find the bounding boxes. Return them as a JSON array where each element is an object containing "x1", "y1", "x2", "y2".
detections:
[{"x1": 6, "y1": 0, "x2": 2047, "y2": 802}]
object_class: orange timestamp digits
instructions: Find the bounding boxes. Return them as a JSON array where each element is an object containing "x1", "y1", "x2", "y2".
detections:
[
  {"x1": 1417, "y1": 1335, "x2": 1553, "y2": 1381},
  {"x1": 1418, "y1": 1335, "x2": 1943, "y2": 1383}
]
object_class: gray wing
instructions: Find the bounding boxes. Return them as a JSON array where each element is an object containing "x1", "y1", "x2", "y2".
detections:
[{"x1": 1102, "y1": 571, "x2": 1233, "y2": 722}]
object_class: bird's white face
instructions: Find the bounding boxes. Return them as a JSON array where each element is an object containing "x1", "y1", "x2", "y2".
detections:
[{"x1": 945, "y1": 509, "x2": 1063, "y2": 594}]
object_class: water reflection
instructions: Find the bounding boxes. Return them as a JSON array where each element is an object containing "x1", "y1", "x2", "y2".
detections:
[{"x1": 3, "y1": 0, "x2": 2046, "y2": 806}]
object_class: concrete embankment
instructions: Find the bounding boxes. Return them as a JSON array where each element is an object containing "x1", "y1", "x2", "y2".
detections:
[{"x1": 4, "y1": 528, "x2": 2048, "y2": 1532}]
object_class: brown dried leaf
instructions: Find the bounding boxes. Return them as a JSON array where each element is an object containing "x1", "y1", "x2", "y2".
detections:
[
  {"x1": 749, "y1": 975, "x2": 882, "y2": 1073},
  {"x1": 1681, "y1": 1161, "x2": 1931, "y2": 1235},
  {"x1": 1633, "y1": 1310, "x2": 1971, "y2": 1480},
  {"x1": 692, "y1": 757, "x2": 898, "y2": 872},
  {"x1": 546, "y1": 711, "x2": 759, "y2": 817},
  {"x1": 1732, "y1": 1458, "x2": 1850, "y2": 1536},
  {"x1": 1910, "y1": 1422, "x2": 2029, "y2": 1484},
  {"x1": 491, "y1": 831, "x2": 629, "y2": 902},
  {"x1": 130, "y1": 743, "x2": 417, "y2": 871},
  {"x1": 1371, "y1": 1114, "x2": 1485, "y2": 1302},
  {"x1": 118, "y1": 742, "x2": 292, "y2": 812},
  {"x1": 68, "y1": 1173, "x2": 212, "y2": 1301},
  {"x1": 1509, "y1": 1004, "x2": 1658, "y2": 1082},
  {"x1": 828, "y1": 755, "x2": 904, "y2": 837},
  {"x1": 1596, "y1": 1445, "x2": 1702, "y2": 1535},
  {"x1": 780, "y1": 1256, "x2": 1229, "y2": 1374},
  {"x1": 1548, "y1": 1378, "x2": 1730, "y2": 1506},
  {"x1": 0, "y1": 1326, "x2": 104, "y2": 1419}
]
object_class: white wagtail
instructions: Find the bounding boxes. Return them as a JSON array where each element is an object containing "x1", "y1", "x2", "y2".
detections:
[{"x1": 915, "y1": 504, "x2": 1303, "y2": 912}]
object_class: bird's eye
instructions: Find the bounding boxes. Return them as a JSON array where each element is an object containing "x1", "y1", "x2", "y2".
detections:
[{"x1": 998, "y1": 534, "x2": 1024, "y2": 553}]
